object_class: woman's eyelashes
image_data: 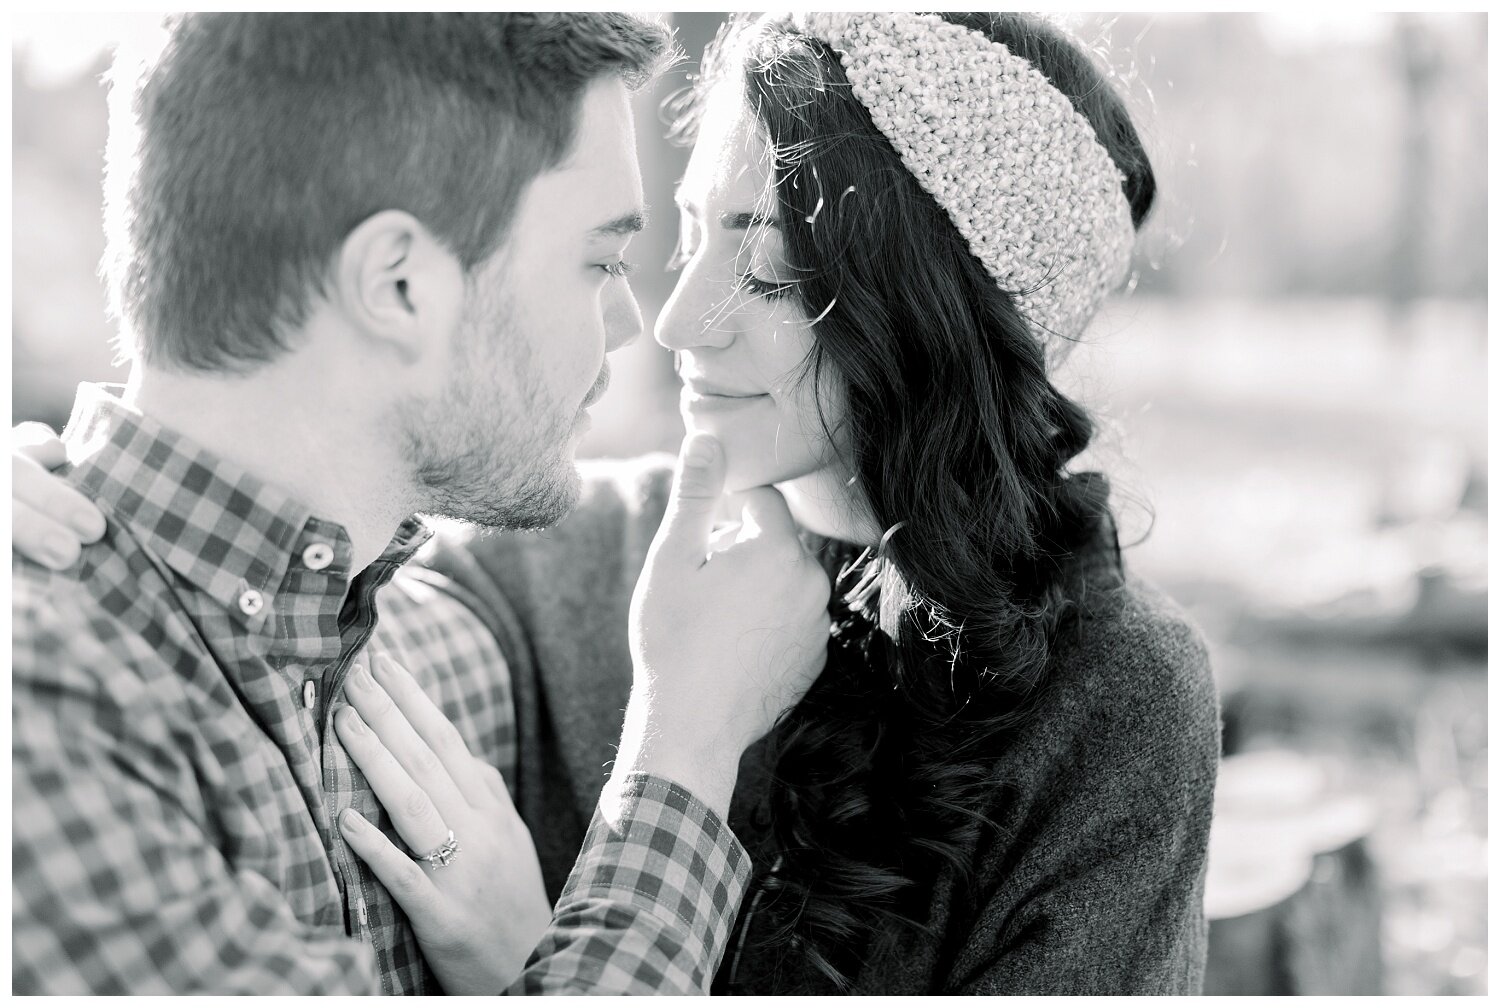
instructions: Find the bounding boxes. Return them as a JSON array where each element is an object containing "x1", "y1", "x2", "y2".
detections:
[
  {"x1": 665, "y1": 242, "x2": 793, "y2": 300},
  {"x1": 737, "y1": 270, "x2": 794, "y2": 300},
  {"x1": 600, "y1": 259, "x2": 637, "y2": 279}
]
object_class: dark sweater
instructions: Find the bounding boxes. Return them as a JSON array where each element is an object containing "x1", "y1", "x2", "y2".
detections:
[{"x1": 424, "y1": 455, "x2": 1221, "y2": 995}]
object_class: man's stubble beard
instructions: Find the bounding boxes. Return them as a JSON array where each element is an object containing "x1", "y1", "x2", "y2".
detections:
[{"x1": 397, "y1": 285, "x2": 582, "y2": 532}]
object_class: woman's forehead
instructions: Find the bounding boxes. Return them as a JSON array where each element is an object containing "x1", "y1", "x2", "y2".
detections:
[{"x1": 680, "y1": 84, "x2": 773, "y2": 210}]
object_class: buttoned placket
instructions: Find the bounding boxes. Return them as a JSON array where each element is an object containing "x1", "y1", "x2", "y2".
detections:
[
  {"x1": 294, "y1": 540, "x2": 336, "y2": 735},
  {"x1": 283, "y1": 536, "x2": 340, "y2": 735}
]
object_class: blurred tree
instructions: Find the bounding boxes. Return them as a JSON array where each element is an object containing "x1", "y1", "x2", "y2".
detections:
[
  {"x1": 1388, "y1": 14, "x2": 1440, "y2": 345},
  {"x1": 1098, "y1": 12, "x2": 1486, "y2": 302}
]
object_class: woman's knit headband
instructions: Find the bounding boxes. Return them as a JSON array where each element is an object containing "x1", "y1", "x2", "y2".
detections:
[{"x1": 783, "y1": 12, "x2": 1136, "y2": 343}]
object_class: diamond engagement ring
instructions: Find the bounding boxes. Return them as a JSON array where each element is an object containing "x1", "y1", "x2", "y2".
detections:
[{"x1": 419, "y1": 830, "x2": 461, "y2": 869}]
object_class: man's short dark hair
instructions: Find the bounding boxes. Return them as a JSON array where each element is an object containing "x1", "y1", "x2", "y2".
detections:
[{"x1": 104, "y1": 13, "x2": 671, "y2": 373}]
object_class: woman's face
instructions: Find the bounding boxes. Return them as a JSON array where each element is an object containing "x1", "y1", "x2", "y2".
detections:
[{"x1": 654, "y1": 83, "x2": 844, "y2": 495}]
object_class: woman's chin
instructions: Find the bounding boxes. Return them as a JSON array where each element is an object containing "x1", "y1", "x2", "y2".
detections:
[
  {"x1": 721, "y1": 458, "x2": 814, "y2": 495},
  {"x1": 723, "y1": 458, "x2": 842, "y2": 499},
  {"x1": 721, "y1": 464, "x2": 778, "y2": 495},
  {"x1": 681, "y1": 411, "x2": 829, "y2": 493}
]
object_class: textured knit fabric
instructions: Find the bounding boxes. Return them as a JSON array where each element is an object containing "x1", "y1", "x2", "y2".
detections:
[
  {"x1": 12, "y1": 385, "x2": 749, "y2": 995},
  {"x1": 424, "y1": 454, "x2": 1222, "y2": 996}
]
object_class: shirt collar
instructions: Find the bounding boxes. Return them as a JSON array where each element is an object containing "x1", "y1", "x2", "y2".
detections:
[{"x1": 61, "y1": 383, "x2": 432, "y2": 631}]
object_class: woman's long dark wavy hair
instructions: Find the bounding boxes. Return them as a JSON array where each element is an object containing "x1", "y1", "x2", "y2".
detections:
[{"x1": 676, "y1": 13, "x2": 1157, "y2": 988}]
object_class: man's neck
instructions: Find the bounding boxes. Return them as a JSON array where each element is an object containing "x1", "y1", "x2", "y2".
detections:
[{"x1": 124, "y1": 363, "x2": 415, "y2": 573}]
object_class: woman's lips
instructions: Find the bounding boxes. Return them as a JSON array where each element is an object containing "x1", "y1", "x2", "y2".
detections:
[{"x1": 680, "y1": 384, "x2": 770, "y2": 412}]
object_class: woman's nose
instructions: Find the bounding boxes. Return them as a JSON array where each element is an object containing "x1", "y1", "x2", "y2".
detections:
[{"x1": 654, "y1": 267, "x2": 736, "y2": 352}]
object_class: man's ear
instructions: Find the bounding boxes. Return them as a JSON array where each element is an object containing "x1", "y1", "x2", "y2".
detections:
[{"x1": 333, "y1": 210, "x2": 465, "y2": 366}]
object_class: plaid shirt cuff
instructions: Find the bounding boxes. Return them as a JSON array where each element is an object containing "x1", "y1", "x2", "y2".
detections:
[{"x1": 515, "y1": 773, "x2": 751, "y2": 994}]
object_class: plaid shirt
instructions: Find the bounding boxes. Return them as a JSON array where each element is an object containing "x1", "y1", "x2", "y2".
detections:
[{"x1": 12, "y1": 384, "x2": 749, "y2": 995}]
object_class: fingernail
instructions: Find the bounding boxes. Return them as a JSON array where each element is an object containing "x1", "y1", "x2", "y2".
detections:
[
  {"x1": 338, "y1": 706, "x2": 367, "y2": 734},
  {"x1": 340, "y1": 808, "x2": 362, "y2": 831},
  {"x1": 43, "y1": 534, "x2": 76, "y2": 569},
  {"x1": 685, "y1": 434, "x2": 717, "y2": 467},
  {"x1": 70, "y1": 510, "x2": 104, "y2": 541},
  {"x1": 348, "y1": 664, "x2": 372, "y2": 691}
]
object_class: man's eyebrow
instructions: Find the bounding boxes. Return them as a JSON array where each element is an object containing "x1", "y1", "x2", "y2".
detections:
[
  {"x1": 719, "y1": 210, "x2": 781, "y2": 231},
  {"x1": 589, "y1": 209, "x2": 649, "y2": 239}
]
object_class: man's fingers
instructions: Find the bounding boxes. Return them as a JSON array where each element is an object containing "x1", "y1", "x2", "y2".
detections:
[
  {"x1": 736, "y1": 486, "x2": 799, "y2": 546},
  {"x1": 369, "y1": 654, "x2": 493, "y2": 809},
  {"x1": 655, "y1": 433, "x2": 725, "y2": 564},
  {"x1": 338, "y1": 809, "x2": 439, "y2": 913},
  {"x1": 333, "y1": 706, "x2": 454, "y2": 858},
  {"x1": 12, "y1": 452, "x2": 106, "y2": 542},
  {"x1": 707, "y1": 522, "x2": 741, "y2": 556}
]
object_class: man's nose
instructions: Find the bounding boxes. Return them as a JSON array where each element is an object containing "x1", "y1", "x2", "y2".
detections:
[{"x1": 603, "y1": 284, "x2": 644, "y2": 354}]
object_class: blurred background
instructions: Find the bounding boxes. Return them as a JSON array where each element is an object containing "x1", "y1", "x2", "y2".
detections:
[{"x1": 11, "y1": 11, "x2": 1487, "y2": 995}]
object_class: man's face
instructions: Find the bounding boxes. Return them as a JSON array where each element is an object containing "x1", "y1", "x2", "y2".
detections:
[{"x1": 401, "y1": 77, "x2": 646, "y2": 530}]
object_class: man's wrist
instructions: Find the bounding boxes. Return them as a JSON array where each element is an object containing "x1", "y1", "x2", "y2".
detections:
[
  {"x1": 608, "y1": 702, "x2": 739, "y2": 818},
  {"x1": 607, "y1": 752, "x2": 736, "y2": 820}
]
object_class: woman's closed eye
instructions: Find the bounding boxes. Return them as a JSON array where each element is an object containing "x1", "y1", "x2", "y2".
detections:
[
  {"x1": 737, "y1": 270, "x2": 794, "y2": 300},
  {"x1": 600, "y1": 259, "x2": 637, "y2": 279}
]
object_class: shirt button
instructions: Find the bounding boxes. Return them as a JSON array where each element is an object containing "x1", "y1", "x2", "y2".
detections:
[
  {"x1": 302, "y1": 542, "x2": 334, "y2": 571},
  {"x1": 303, "y1": 679, "x2": 318, "y2": 710},
  {"x1": 238, "y1": 588, "x2": 266, "y2": 616}
]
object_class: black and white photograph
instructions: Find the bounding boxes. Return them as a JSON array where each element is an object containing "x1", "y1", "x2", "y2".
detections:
[{"x1": 9, "y1": 11, "x2": 1488, "y2": 997}]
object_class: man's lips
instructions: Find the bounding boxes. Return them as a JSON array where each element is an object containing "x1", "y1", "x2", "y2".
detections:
[{"x1": 582, "y1": 367, "x2": 611, "y2": 408}]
